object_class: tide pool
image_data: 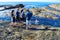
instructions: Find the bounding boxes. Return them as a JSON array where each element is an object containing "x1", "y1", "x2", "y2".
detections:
[{"x1": 31, "y1": 16, "x2": 60, "y2": 27}]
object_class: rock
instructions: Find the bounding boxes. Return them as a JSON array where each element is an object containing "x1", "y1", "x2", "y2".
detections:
[
  {"x1": 29, "y1": 8, "x2": 40, "y2": 16},
  {"x1": 49, "y1": 4, "x2": 60, "y2": 10}
]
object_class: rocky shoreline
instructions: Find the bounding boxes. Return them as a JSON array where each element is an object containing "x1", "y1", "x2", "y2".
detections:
[
  {"x1": 0, "y1": 25, "x2": 60, "y2": 40},
  {"x1": 0, "y1": 4, "x2": 60, "y2": 20},
  {"x1": 0, "y1": 4, "x2": 60, "y2": 40},
  {"x1": 29, "y1": 4, "x2": 60, "y2": 20}
]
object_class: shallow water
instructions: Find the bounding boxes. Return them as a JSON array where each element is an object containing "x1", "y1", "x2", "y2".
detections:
[{"x1": 31, "y1": 16, "x2": 60, "y2": 27}]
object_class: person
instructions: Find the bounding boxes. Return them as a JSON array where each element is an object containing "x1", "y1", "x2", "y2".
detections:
[
  {"x1": 26, "y1": 9, "x2": 33, "y2": 30},
  {"x1": 21, "y1": 9, "x2": 26, "y2": 22},
  {"x1": 16, "y1": 8, "x2": 20, "y2": 22},
  {"x1": 11, "y1": 10, "x2": 16, "y2": 24},
  {"x1": 16, "y1": 7, "x2": 24, "y2": 22}
]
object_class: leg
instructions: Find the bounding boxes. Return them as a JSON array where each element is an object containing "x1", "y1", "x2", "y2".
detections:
[
  {"x1": 11, "y1": 17, "x2": 13, "y2": 23},
  {"x1": 29, "y1": 20, "x2": 31, "y2": 27},
  {"x1": 26, "y1": 20, "x2": 29, "y2": 30}
]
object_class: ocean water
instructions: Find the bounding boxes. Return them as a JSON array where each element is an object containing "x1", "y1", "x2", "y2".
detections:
[
  {"x1": 0, "y1": 2, "x2": 51, "y2": 9},
  {"x1": 0, "y1": 2, "x2": 60, "y2": 27}
]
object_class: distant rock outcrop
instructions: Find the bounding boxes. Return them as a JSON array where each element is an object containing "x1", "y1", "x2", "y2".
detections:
[
  {"x1": 49, "y1": 4, "x2": 60, "y2": 10},
  {"x1": 0, "y1": 4, "x2": 24, "y2": 11}
]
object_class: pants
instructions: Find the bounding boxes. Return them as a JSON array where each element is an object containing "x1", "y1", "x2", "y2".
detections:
[
  {"x1": 11, "y1": 17, "x2": 15, "y2": 23},
  {"x1": 21, "y1": 17, "x2": 26, "y2": 22},
  {"x1": 16, "y1": 16, "x2": 20, "y2": 22},
  {"x1": 26, "y1": 20, "x2": 31, "y2": 26}
]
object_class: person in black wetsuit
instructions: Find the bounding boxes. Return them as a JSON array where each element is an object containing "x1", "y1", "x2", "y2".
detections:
[{"x1": 11, "y1": 10, "x2": 16, "y2": 23}]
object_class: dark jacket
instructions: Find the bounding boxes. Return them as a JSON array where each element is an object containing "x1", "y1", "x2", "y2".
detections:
[
  {"x1": 16, "y1": 11, "x2": 20, "y2": 17},
  {"x1": 26, "y1": 11, "x2": 32, "y2": 20}
]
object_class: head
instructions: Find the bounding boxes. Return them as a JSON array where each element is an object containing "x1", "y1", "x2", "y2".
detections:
[
  {"x1": 27, "y1": 9, "x2": 30, "y2": 12},
  {"x1": 23, "y1": 9, "x2": 26, "y2": 13},
  {"x1": 11, "y1": 10, "x2": 14, "y2": 14},
  {"x1": 21, "y1": 9, "x2": 24, "y2": 13},
  {"x1": 27, "y1": 9, "x2": 32, "y2": 13},
  {"x1": 20, "y1": 8, "x2": 26, "y2": 13}
]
